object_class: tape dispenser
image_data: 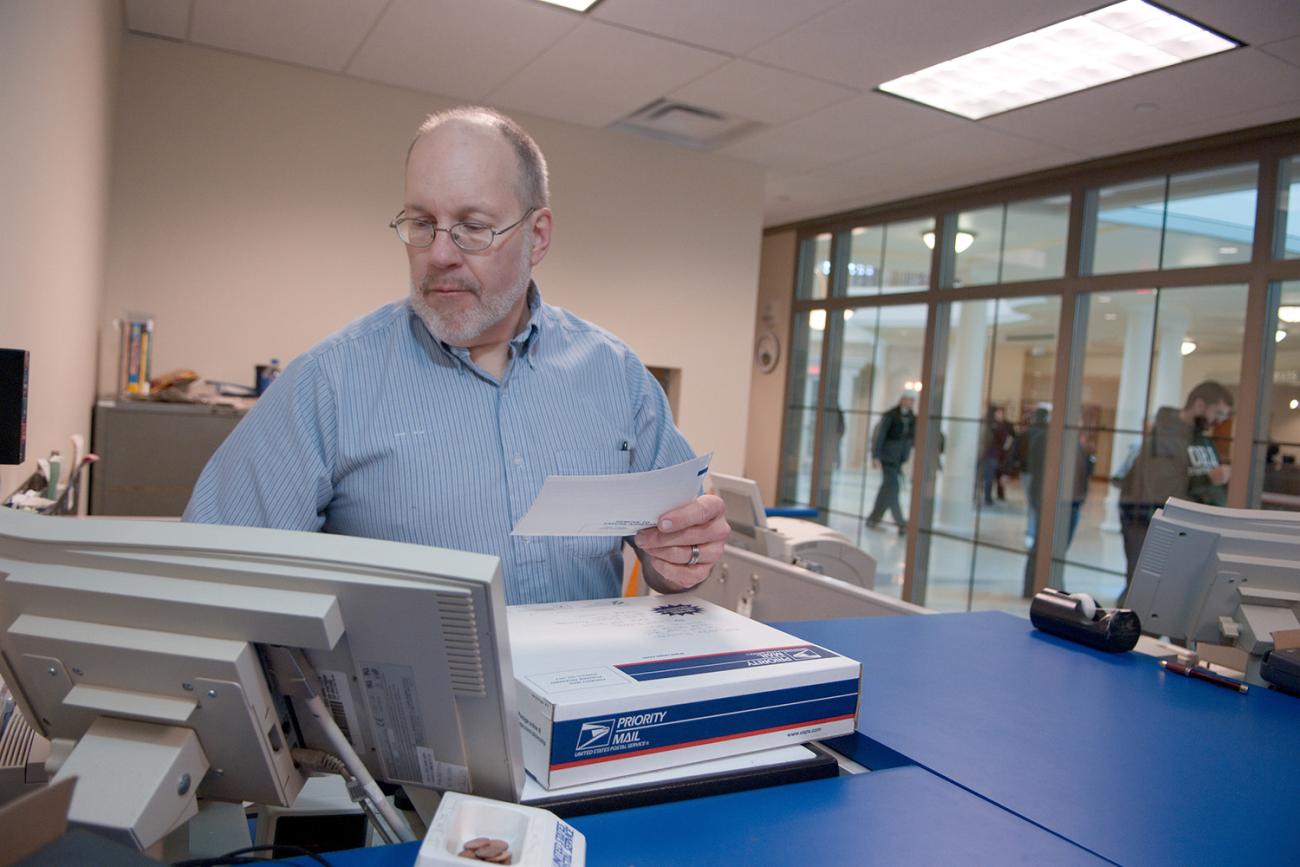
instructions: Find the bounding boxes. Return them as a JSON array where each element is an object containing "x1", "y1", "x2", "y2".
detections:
[{"x1": 1029, "y1": 587, "x2": 1140, "y2": 653}]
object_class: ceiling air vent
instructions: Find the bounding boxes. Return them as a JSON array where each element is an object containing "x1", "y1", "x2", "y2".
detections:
[{"x1": 610, "y1": 99, "x2": 761, "y2": 150}]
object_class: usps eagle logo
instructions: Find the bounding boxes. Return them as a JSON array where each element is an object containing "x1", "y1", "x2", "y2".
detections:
[
  {"x1": 576, "y1": 719, "x2": 614, "y2": 750},
  {"x1": 652, "y1": 603, "x2": 703, "y2": 617}
]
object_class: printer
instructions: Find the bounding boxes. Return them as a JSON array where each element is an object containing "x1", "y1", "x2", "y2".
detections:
[{"x1": 710, "y1": 473, "x2": 876, "y2": 589}]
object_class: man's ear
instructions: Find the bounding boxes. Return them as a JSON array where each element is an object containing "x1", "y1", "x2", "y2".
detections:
[{"x1": 529, "y1": 208, "x2": 553, "y2": 267}]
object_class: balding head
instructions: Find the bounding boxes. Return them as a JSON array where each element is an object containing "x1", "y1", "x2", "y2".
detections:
[{"x1": 408, "y1": 106, "x2": 549, "y2": 211}]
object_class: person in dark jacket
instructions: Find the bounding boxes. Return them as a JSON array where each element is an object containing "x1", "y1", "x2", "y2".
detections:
[
  {"x1": 1022, "y1": 424, "x2": 1096, "y2": 596},
  {"x1": 1019, "y1": 404, "x2": 1051, "y2": 547},
  {"x1": 1118, "y1": 381, "x2": 1233, "y2": 596},
  {"x1": 979, "y1": 405, "x2": 1015, "y2": 505},
  {"x1": 865, "y1": 391, "x2": 917, "y2": 535}
]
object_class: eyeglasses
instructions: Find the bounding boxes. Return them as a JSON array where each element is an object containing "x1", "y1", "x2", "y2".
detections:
[{"x1": 389, "y1": 207, "x2": 535, "y2": 252}]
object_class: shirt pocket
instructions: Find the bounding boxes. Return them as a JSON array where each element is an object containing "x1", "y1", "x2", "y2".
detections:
[{"x1": 556, "y1": 444, "x2": 633, "y2": 558}]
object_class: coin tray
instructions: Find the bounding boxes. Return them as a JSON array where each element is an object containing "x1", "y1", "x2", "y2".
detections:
[{"x1": 415, "y1": 791, "x2": 586, "y2": 867}]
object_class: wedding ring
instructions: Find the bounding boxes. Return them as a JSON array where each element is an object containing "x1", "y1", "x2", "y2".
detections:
[{"x1": 687, "y1": 545, "x2": 701, "y2": 566}]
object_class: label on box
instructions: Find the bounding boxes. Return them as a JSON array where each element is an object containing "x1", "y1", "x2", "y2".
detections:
[
  {"x1": 527, "y1": 667, "x2": 626, "y2": 693},
  {"x1": 549, "y1": 678, "x2": 858, "y2": 770},
  {"x1": 615, "y1": 644, "x2": 840, "y2": 682}
]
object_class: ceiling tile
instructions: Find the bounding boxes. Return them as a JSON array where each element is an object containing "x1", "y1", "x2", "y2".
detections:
[
  {"x1": 1160, "y1": 0, "x2": 1300, "y2": 44},
  {"x1": 748, "y1": 0, "x2": 1098, "y2": 89},
  {"x1": 486, "y1": 20, "x2": 729, "y2": 128},
  {"x1": 1086, "y1": 98, "x2": 1300, "y2": 159},
  {"x1": 1259, "y1": 34, "x2": 1300, "y2": 67},
  {"x1": 125, "y1": 0, "x2": 191, "y2": 39},
  {"x1": 191, "y1": 0, "x2": 388, "y2": 72},
  {"x1": 347, "y1": 0, "x2": 581, "y2": 102},
  {"x1": 719, "y1": 92, "x2": 965, "y2": 174},
  {"x1": 668, "y1": 60, "x2": 857, "y2": 125},
  {"x1": 982, "y1": 49, "x2": 1300, "y2": 154},
  {"x1": 591, "y1": 0, "x2": 845, "y2": 55},
  {"x1": 818, "y1": 125, "x2": 1072, "y2": 188}
]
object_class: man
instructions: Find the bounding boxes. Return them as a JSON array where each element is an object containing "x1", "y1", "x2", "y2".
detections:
[
  {"x1": 1019, "y1": 403, "x2": 1050, "y2": 549},
  {"x1": 865, "y1": 391, "x2": 917, "y2": 535},
  {"x1": 979, "y1": 404, "x2": 1014, "y2": 505},
  {"x1": 184, "y1": 106, "x2": 728, "y2": 604},
  {"x1": 1118, "y1": 380, "x2": 1233, "y2": 593}
]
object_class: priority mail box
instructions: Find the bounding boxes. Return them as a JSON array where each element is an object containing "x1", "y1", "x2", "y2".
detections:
[{"x1": 507, "y1": 595, "x2": 861, "y2": 789}]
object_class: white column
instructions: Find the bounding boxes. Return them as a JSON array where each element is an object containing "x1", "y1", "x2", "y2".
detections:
[
  {"x1": 1101, "y1": 302, "x2": 1155, "y2": 531},
  {"x1": 936, "y1": 302, "x2": 989, "y2": 530},
  {"x1": 1151, "y1": 308, "x2": 1190, "y2": 415}
]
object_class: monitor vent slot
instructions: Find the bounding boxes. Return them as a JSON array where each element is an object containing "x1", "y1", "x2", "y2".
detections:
[
  {"x1": 1143, "y1": 525, "x2": 1174, "y2": 572},
  {"x1": 0, "y1": 710, "x2": 36, "y2": 769},
  {"x1": 438, "y1": 594, "x2": 486, "y2": 696}
]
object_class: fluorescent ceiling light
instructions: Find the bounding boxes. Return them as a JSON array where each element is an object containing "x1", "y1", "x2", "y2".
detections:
[
  {"x1": 1280, "y1": 306, "x2": 1300, "y2": 324},
  {"x1": 878, "y1": 0, "x2": 1237, "y2": 120},
  {"x1": 532, "y1": 0, "x2": 600, "y2": 10},
  {"x1": 1180, "y1": 339, "x2": 1197, "y2": 356},
  {"x1": 810, "y1": 309, "x2": 826, "y2": 331},
  {"x1": 1278, "y1": 330, "x2": 1288, "y2": 343}
]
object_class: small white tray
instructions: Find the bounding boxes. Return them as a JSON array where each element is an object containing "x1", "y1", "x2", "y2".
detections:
[{"x1": 415, "y1": 792, "x2": 585, "y2": 867}]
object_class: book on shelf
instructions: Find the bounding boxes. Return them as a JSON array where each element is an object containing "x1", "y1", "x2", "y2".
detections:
[{"x1": 117, "y1": 314, "x2": 154, "y2": 398}]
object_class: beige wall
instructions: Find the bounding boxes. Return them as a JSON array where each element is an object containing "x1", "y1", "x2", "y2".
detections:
[
  {"x1": 100, "y1": 36, "x2": 765, "y2": 469},
  {"x1": 0, "y1": 0, "x2": 119, "y2": 499},
  {"x1": 743, "y1": 230, "x2": 798, "y2": 502}
]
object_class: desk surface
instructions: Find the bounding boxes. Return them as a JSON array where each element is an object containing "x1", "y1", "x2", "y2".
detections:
[
  {"x1": 276, "y1": 766, "x2": 1103, "y2": 866},
  {"x1": 784, "y1": 611, "x2": 1300, "y2": 867}
]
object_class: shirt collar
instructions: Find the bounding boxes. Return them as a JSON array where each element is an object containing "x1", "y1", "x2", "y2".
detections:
[{"x1": 409, "y1": 282, "x2": 545, "y2": 372}]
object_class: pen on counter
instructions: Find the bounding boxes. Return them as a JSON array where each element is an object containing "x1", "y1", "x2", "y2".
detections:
[{"x1": 1160, "y1": 659, "x2": 1248, "y2": 693}]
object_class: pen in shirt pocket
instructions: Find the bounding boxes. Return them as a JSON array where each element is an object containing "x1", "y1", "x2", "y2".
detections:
[{"x1": 620, "y1": 438, "x2": 633, "y2": 464}]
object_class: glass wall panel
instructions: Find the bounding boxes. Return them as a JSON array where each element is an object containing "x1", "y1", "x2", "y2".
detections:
[
  {"x1": 881, "y1": 217, "x2": 935, "y2": 294},
  {"x1": 1161, "y1": 163, "x2": 1256, "y2": 269},
  {"x1": 1058, "y1": 285, "x2": 1248, "y2": 604},
  {"x1": 1255, "y1": 280, "x2": 1300, "y2": 512},
  {"x1": 956, "y1": 205, "x2": 1003, "y2": 285},
  {"x1": 797, "y1": 233, "x2": 832, "y2": 300},
  {"x1": 971, "y1": 544, "x2": 1030, "y2": 613},
  {"x1": 819, "y1": 308, "x2": 877, "y2": 516},
  {"x1": 952, "y1": 205, "x2": 1003, "y2": 287},
  {"x1": 777, "y1": 312, "x2": 824, "y2": 506},
  {"x1": 920, "y1": 536, "x2": 978, "y2": 612},
  {"x1": 1088, "y1": 164, "x2": 1258, "y2": 274},
  {"x1": 845, "y1": 226, "x2": 885, "y2": 297},
  {"x1": 822, "y1": 304, "x2": 928, "y2": 595},
  {"x1": 923, "y1": 296, "x2": 1060, "y2": 614},
  {"x1": 1279, "y1": 155, "x2": 1300, "y2": 259},
  {"x1": 1002, "y1": 195, "x2": 1068, "y2": 282},
  {"x1": 1090, "y1": 176, "x2": 1165, "y2": 274}
]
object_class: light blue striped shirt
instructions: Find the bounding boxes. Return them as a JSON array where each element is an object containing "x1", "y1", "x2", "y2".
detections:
[{"x1": 183, "y1": 286, "x2": 695, "y2": 604}]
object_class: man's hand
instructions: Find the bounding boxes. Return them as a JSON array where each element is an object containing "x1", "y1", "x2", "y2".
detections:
[
  {"x1": 871, "y1": 458, "x2": 880, "y2": 469},
  {"x1": 1208, "y1": 464, "x2": 1231, "y2": 485},
  {"x1": 634, "y1": 494, "x2": 729, "y2": 593}
]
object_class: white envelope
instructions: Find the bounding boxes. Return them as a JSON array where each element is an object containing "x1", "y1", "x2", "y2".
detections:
[{"x1": 511, "y1": 453, "x2": 711, "y2": 536}]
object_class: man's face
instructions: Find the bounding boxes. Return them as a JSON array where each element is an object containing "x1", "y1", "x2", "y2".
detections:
[
  {"x1": 403, "y1": 121, "x2": 551, "y2": 348},
  {"x1": 1198, "y1": 400, "x2": 1232, "y2": 428},
  {"x1": 899, "y1": 397, "x2": 915, "y2": 414}
]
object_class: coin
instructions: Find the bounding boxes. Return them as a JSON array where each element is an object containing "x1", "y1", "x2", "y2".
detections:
[
  {"x1": 457, "y1": 848, "x2": 477, "y2": 859},
  {"x1": 477, "y1": 841, "x2": 507, "y2": 859},
  {"x1": 464, "y1": 837, "x2": 491, "y2": 850}
]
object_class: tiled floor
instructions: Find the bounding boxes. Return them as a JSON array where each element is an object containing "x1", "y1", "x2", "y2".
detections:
[{"x1": 809, "y1": 476, "x2": 1130, "y2": 616}]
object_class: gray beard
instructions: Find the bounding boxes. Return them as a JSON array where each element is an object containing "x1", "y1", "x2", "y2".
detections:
[{"x1": 410, "y1": 239, "x2": 532, "y2": 346}]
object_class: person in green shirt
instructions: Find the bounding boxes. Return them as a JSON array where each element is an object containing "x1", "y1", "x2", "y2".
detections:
[{"x1": 1118, "y1": 380, "x2": 1234, "y2": 598}]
